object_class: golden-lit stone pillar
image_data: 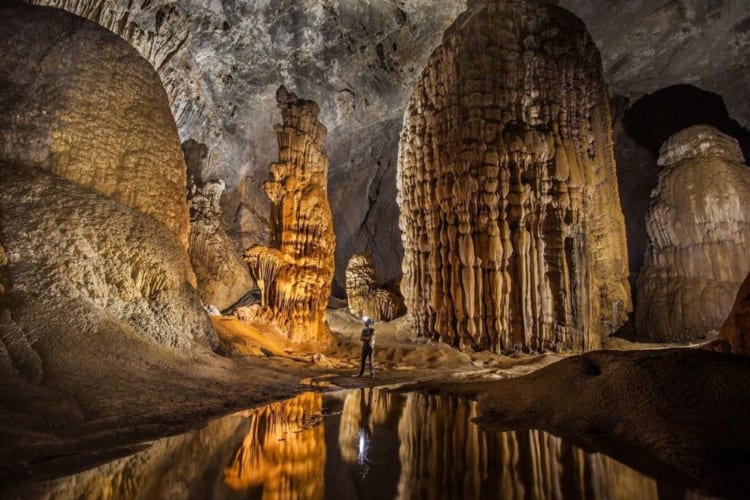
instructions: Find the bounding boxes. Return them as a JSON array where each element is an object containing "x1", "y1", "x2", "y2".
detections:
[
  {"x1": 397, "y1": 0, "x2": 631, "y2": 352},
  {"x1": 244, "y1": 86, "x2": 335, "y2": 342},
  {"x1": 223, "y1": 393, "x2": 326, "y2": 499}
]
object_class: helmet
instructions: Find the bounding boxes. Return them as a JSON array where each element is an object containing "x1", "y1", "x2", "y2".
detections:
[{"x1": 363, "y1": 317, "x2": 374, "y2": 326}]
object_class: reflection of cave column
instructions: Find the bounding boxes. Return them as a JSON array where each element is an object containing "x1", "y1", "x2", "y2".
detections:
[
  {"x1": 397, "y1": 0, "x2": 631, "y2": 353},
  {"x1": 223, "y1": 393, "x2": 326, "y2": 499},
  {"x1": 338, "y1": 388, "x2": 399, "y2": 465}
]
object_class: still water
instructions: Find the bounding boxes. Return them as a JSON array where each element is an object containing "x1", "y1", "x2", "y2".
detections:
[{"x1": 5, "y1": 390, "x2": 709, "y2": 500}]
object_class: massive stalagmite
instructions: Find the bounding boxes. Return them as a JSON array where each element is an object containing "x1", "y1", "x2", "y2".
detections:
[
  {"x1": 636, "y1": 125, "x2": 750, "y2": 342},
  {"x1": 345, "y1": 253, "x2": 405, "y2": 322},
  {"x1": 244, "y1": 87, "x2": 335, "y2": 342},
  {"x1": 397, "y1": 0, "x2": 631, "y2": 352}
]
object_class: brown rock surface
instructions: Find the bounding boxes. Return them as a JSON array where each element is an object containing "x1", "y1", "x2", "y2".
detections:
[
  {"x1": 397, "y1": 0, "x2": 631, "y2": 353},
  {"x1": 636, "y1": 125, "x2": 750, "y2": 341},
  {"x1": 244, "y1": 87, "x2": 335, "y2": 342},
  {"x1": 434, "y1": 348, "x2": 750, "y2": 495},
  {"x1": 715, "y1": 272, "x2": 750, "y2": 356},
  {"x1": 0, "y1": 2, "x2": 190, "y2": 249},
  {"x1": 188, "y1": 178, "x2": 254, "y2": 311},
  {"x1": 345, "y1": 253, "x2": 405, "y2": 322}
]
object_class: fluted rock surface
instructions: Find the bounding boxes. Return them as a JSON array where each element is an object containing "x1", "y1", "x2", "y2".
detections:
[
  {"x1": 243, "y1": 87, "x2": 335, "y2": 342},
  {"x1": 2, "y1": 3, "x2": 190, "y2": 250},
  {"x1": 188, "y1": 178, "x2": 254, "y2": 311},
  {"x1": 345, "y1": 253, "x2": 405, "y2": 322},
  {"x1": 398, "y1": 0, "x2": 631, "y2": 353},
  {"x1": 636, "y1": 125, "x2": 750, "y2": 341}
]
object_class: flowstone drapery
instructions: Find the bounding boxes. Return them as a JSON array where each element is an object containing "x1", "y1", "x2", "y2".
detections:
[
  {"x1": 243, "y1": 87, "x2": 335, "y2": 342},
  {"x1": 345, "y1": 253, "x2": 405, "y2": 322},
  {"x1": 397, "y1": 0, "x2": 631, "y2": 352}
]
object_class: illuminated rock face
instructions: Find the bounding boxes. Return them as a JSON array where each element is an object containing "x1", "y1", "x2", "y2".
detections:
[
  {"x1": 0, "y1": 3, "x2": 189, "y2": 250},
  {"x1": 244, "y1": 87, "x2": 335, "y2": 342},
  {"x1": 188, "y1": 179, "x2": 254, "y2": 310},
  {"x1": 397, "y1": 0, "x2": 631, "y2": 352},
  {"x1": 636, "y1": 125, "x2": 750, "y2": 341},
  {"x1": 345, "y1": 253, "x2": 405, "y2": 322},
  {"x1": 0, "y1": 4, "x2": 213, "y2": 351}
]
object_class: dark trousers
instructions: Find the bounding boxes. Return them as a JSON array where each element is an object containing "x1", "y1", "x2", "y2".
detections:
[{"x1": 359, "y1": 346, "x2": 374, "y2": 376}]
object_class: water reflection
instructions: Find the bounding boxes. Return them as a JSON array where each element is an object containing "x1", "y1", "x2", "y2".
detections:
[{"x1": 2, "y1": 390, "x2": 709, "y2": 499}]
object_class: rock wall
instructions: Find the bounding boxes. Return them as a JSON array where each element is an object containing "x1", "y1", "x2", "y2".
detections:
[
  {"x1": 0, "y1": 3, "x2": 213, "y2": 351},
  {"x1": 243, "y1": 87, "x2": 335, "y2": 342},
  {"x1": 3, "y1": 2, "x2": 190, "y2": 250},
  {"x1": 188, "y1": 179, "x2": 255, "y2": 311},
  {"x1": 345, "y1": 253, "x2": 405, "y2": 322},
  {"x1": 636, "y1": 125, "x2": 750, "y2": 341},
  {"x1": 397, "y1": 0, "x2": 631, "y2": 353},
  {"x1": 716, "y1": 272, "x2": 750, "y2": 356}
]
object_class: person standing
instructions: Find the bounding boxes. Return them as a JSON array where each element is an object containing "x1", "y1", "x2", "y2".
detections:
[{"x1": 358, "y1": 317, "x2": 375, "y2": 378}]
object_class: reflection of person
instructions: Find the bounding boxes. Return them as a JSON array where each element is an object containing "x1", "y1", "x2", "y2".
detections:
[{"x1": 358, "y1": 317, "x2": 375, "y2": 378}]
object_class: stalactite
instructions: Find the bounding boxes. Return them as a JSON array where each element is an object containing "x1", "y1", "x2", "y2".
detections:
[
  {"x1": 243, "y1": 86, "x2": 335, "y2": 342},
  {"x1": 345, "y1": 253, "x2": 405, "y2": 321},
  {"x1": 397, "y1": 0, "x2": 631, "y2": 353},
  {"x1": 636, "y1": 125, "x2": 750, "y2": 341}
]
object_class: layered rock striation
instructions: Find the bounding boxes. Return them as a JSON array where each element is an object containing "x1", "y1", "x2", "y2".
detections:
[
  {"x1": 345, "y1": 253, "x2": 405, "y2": 322},
  {"x1": 243, "y1": 87, "x2": 335, "y2": 342},
  {"x1": 636, "y1": 125, "x2": 750, "y2": 341},
  {"x1": 716, "y1": 272, "x2": 750, "y2": 356},
  {"x1": 397, "y1": 0, "x2": 631, "y2": 353}
]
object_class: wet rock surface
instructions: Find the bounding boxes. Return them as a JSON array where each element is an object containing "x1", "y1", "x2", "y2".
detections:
[
  {"x1": 398, "y1": 0, "x2": 630, "y2": 352},
  {"x1": 636, "y1": 125, "x2": 750, "y2": 341}
]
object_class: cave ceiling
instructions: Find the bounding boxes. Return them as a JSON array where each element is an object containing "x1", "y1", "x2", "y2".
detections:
[{"x1": 29, "y1": 0, "x2": 750, "y2": 291}]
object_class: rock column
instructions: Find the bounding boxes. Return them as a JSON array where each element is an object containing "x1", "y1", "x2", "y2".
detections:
[
  {"x1": 244, "y1": 87, "x2": 335, "y2": 342},
  {"x1": 636, "y1": 125, "x2": 750, "y2": 341},
  {"x1": 397, "y1": 0, "x2": 631, "y2": 352}
]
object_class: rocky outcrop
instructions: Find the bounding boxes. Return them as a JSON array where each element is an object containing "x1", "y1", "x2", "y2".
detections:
[
  {"x1": 243, "y1": 87, "x2": 335, "y2": 342},
  {"x1": 345, "y1": 253, "x2": 405, "y2": 322},
  {"x1": 636, "y1": 125, "x2": 750, "y2": 342},
  {"x1": 716, "y1": 272, "x2": 750, "y2": 356},
  {"x1": 397, "y1": 0, "x2": 631, "y2": 353},
  {"x1": 3, "y1": 2, "x2": 190, "y2": 250},
  {"x1": 188, "y1": 178, "x2": 254, "y2": 311},
  {"x1": 0, "y1": 3, "x2": 214, "y2": 352}
]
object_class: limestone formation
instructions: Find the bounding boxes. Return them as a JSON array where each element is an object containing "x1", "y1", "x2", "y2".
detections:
[
  {"x1": 188, "y1": 178, "x2": 254, "y2": 311},
  {"x1": 2, "y1": 3, "x2": 190, "y2": 250},
  {"x1": 636, "y1": 125, "x2": 750, "y2": 342},
  {"x1": 0, "y1": 4, "x2": 214, "y2": 352},
  {"x1": 345, "y1": 253, "x2": 405, "y2": 322},
  {"x1": 243, "y1": 87, "x2": 335, "y2": 342},
  {"x1": 716, "y1": 272, "x2": 750, "y2": 356},
  {"x1": 397, "y1": 0, "x2": 631, "y2": 353}
]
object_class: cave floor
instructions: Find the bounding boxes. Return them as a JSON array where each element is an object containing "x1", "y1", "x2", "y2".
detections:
[{"x1": 2, "y1": 308, "x2": 744, "y2": 499}]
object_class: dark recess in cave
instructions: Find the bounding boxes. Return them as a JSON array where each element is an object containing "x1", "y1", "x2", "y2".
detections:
[
  {"x1": 624, "y1": 84, "x2": 750, "y2": 159},
  {"x1": 617, "y1": 84, "x2": 750, "y2": 280}
]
